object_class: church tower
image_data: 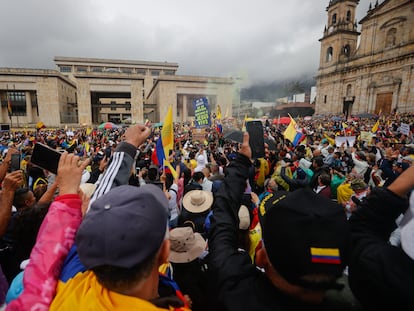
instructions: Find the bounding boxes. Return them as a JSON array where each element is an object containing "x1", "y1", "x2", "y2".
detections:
[
  {"x1": 316, "y1": 0, "x2": 361, "y2": 116},
  {"x1": 318, "y1": 0, "x2": 360, "y2": 73}
]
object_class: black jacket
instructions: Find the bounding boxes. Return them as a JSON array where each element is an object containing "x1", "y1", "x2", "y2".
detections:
[
  {"x1": 348, "y1": 187, "x2": 414, "y2": 310},
  {"x1": 208, "y1": 154, "x2": 360, "y2": 311}
]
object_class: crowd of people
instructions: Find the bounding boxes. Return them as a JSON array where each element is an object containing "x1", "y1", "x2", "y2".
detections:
[{"x1": 0, "y1": 111, "x2": 413, "y2": 310}]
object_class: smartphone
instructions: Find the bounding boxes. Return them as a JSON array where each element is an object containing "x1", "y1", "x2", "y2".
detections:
[
  {"x1": 246, "y1": 120, "x2": 265, "y2": 159},
  {"x1": 31, "y1": 143, "x2": 62, "y2": 175},
  {"x1": 10, "y1": 153, "x2": 21, "y2": 172}
]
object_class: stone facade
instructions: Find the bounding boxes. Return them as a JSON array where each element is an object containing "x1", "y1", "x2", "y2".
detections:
[
  {"x1": 315, "y1": 0, "x2": 414, "y2": 116},
  {"x1": 0, "y1": 57, "x2": 237, "y2": 128},
  {"x1": 0, "y1": 69, "x2": 77, "y2": 128}
]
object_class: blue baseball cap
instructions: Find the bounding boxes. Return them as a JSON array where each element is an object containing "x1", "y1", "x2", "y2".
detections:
[{"x1": 76, "y1": 184, "x2": 168, "y2": 269}]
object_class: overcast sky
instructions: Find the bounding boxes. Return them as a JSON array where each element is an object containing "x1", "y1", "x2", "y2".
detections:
[{"x1": 0, "y1": 0, "x2": 372, "y2": 86}]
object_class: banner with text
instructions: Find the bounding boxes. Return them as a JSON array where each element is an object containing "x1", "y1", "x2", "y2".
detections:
[{"x1": 193, "y1": 97, "x2": 211, "y2": 128}]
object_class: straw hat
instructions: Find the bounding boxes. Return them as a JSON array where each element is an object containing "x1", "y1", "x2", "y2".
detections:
[
  {"x1": 79, "y1": 183, "x2": 97, "y2": 199},
  {"x1": 182, "y1": 190, "x2": 213, "y2": 213},
  {"x1": 169, "y1": 227, "x2": 207, "y2": 263}
]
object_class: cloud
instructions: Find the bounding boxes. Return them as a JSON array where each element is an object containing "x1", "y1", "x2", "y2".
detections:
[{"x1": 0, "y1": 0, "x2": 372, "y2": 85}]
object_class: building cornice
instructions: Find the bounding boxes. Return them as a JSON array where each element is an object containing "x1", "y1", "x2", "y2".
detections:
[
  {"x1": 0, "y1": 68, "x2": 76, "y2": 87},
  {"x1": 316, "y1": 50, "x2": 414, "y2": 80},
  {"x1": 54, "y1": 56, "x2": 179, "y2": 69}
]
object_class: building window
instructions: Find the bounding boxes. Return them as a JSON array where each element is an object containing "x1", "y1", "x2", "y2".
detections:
[
  {"x1": 346, "y1": 10, "x2": 351, "y2": 22},
  {"x1": 59, "y1": 66, "x2": 72, "y2": 73},
  {"x1": 122, "y1": 68, "x2": 132, "y2": 73},
  {"x1": 151, "y1": 70, "x2": 160, "y2": 76},
  {"x1": 385, "y1": 28, "x2": 397, "y2": 47},
  {"x1": 7, "y1": 91, "x2": 26, "y2": 116},
  {"x1": 324, "y1": 95, "x2": 327, "y2": 104},
  {"x1": 76, "y1": 66, "x2": 87, "y2": 72},
  {"x1": 137, "y1": 69, "x2": 146, "y2": 75},
  {"x1": 346, "y1": 84, "x2": 352, "y2": 97},
  {"x1": 91, "y1": 67, "x2": 102, "y2": 72},
  {"x1": 164, "y1": 70, "x2": 175, "y2": 75},
  {"x1": 332, "y1": 13, "x2": 337, "y2": 25},
  {"x1": 104, "y1": 68, "x2": 121, "y2": 73},
  {"x1": 326, "y1": 47, "x2": 333, "y2": 62},
  {"x1": 343, "y1": 44, "x2": 351, "y2": 57}
]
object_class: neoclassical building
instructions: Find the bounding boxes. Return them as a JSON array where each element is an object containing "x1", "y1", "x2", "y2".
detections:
[
  {"x1": 0, "y1": 57, "x2": 238, "y2": 128},
  {"x1": 315, "y1": 0, "x2": 414, "y2": 116}
]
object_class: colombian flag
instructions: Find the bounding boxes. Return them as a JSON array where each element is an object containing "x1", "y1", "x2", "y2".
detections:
[
  {"x1": 283, "y1": 116, "x2": 303, "y2": 147},
  {"x1": 310, "y1": 247, "x2": 341, "y2": 264},
  {"x1": 155, "y1": 105, "x2": 177, "y2": 178},
  {"x1": 155, "y1": 105, "x2": 173, "y2": 165}
]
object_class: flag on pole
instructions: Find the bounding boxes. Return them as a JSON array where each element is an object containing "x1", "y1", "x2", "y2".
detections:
[
  {"x1": 155, "y1": 105, "x2": 177, "y2": 178},
  {"x1": 156, "y1": 105, "x2": 173, "y2": 165},
  {"x1": 216, "y1": 105, "x2": 222, "y2": 120},
  {"x1": 216, "y1": 121, "x2": 222, "y2": 134},
  {"x1": 371, "y1": 119, "x2": 380, "y2": 133},
  {"x1": 283, "y1": 115, "x2": 304, "y2": 146},
  {"x1": 323, "y1": 133, "x2": 335, "y2": 146},
  {"x1": 7, "y1": 96, "x2": 12, "y2": 119}
]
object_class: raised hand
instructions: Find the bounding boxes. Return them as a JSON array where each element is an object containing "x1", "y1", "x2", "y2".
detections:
[
  {"x1": 57, "y1": 152, "x2": 90, "y2": 195},
  {"x1": 123, "y1": 124, "x2": 151, "y2": 148},
  {"x1": 2, "y1": 170, "x2": 24, "y2": 192},
  {"x1": 239, "y1": 132, "x2": 252, "y2": 161}
]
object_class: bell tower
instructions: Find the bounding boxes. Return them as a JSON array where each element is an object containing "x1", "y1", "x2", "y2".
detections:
[{"x1": 318, "y1": 0, "x2": 360, "y2": 72}]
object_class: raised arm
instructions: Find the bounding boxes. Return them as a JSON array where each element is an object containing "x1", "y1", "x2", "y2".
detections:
[
  {"x1": 7, "y1": 153, "x2": 89, "y2": 311},
  {"x1": 208, "y1": 133, "x2": 252, "y2": 276},
  {"x1": 0, "y1": 170, "x2": 24, "y2": 237},
  {"x1": 88, "y1": 124, "x2": 150, "y2": 204},
  {"x1": 388, "y1": 164, "x2": 414, "y2": 198},
  {"x1": 0, "y1": 148, "x2": 18, "y2": 184},
  {"x1": 37, "y1": 179, "x2": 59, "y2": 205}
]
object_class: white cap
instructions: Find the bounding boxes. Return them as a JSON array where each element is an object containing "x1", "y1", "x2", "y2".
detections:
[{"x1": 238, "y1": 205, "x2": 251, "y2": 230}]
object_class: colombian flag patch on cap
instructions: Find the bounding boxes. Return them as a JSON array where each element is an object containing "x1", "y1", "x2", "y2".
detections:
[{"x1": 310, "y1": 247, "x2": 341, "y2": 264}]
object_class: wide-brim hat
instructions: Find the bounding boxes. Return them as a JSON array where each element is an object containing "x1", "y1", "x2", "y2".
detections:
[
  {"x1": 182, "y1": 190, "x2": 213, "y2": 213},
  {"x1": 79, "y1": 183, "x2": 97, "y2": 198},
  {"x1": 169, "y1": 227, "x2": 207, "y2": 263}
]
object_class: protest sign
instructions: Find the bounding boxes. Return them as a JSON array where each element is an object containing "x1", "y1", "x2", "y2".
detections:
[{"x1": 193, "y1": 97, "x2": 211, "y2": 128}]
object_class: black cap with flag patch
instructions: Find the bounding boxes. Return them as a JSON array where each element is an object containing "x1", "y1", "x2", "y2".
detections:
[{"x1": 258, "y1": 188, "x2": 350, "y2": 289}]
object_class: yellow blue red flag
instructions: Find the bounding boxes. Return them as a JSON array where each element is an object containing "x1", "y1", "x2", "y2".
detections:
[
  {"x1": 216, "y1": 105, "x2": 222, "y2": 120},
  {"x1": 155, "y1": 105, "x2": 174, "y2": 166},
  {"x1": 283, "y1": 115, "x2": 303, "y2": 146}
]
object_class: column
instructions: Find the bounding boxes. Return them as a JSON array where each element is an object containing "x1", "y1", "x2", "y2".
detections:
[
  {"x1": 183, "y1": 95, "x2": 188, "y2": 122},
  {"x1": 25, "y1": 91, "x2": 33, "y2": 123}
]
